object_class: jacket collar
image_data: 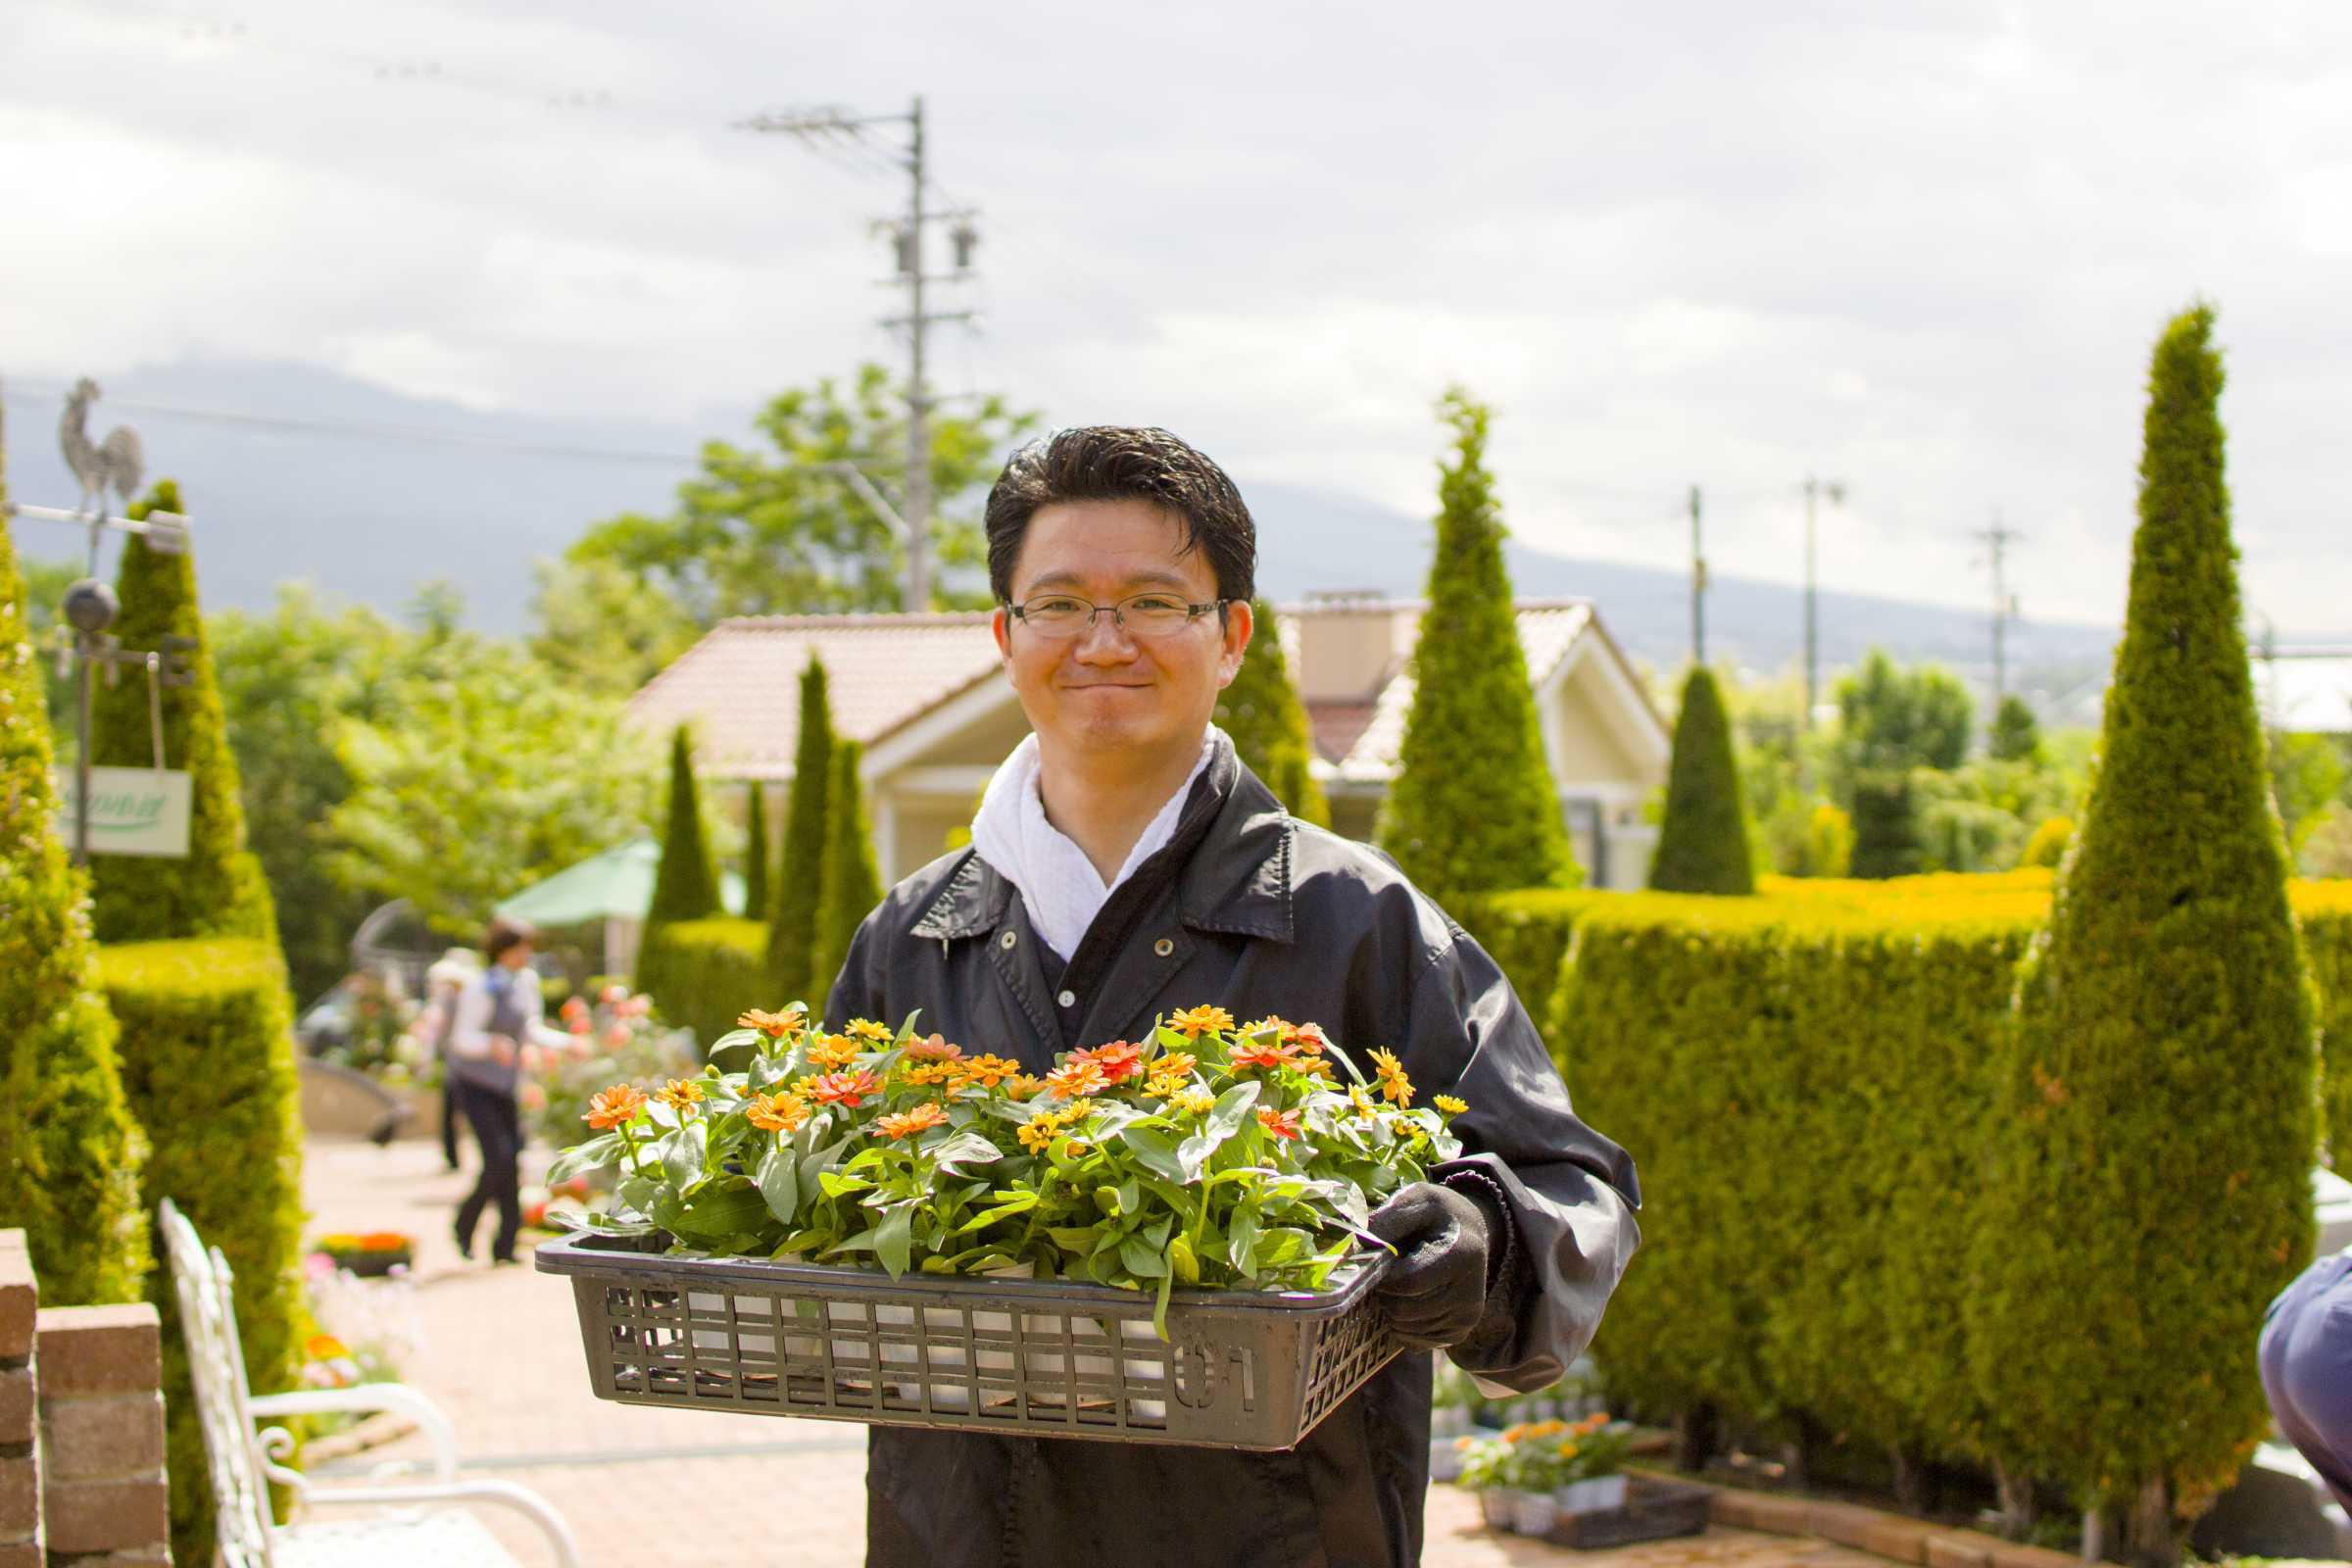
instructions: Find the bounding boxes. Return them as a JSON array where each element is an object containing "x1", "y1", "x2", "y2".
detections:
[{"x1": 911, "y1": 729, "x2": 1295, "y2": 946}]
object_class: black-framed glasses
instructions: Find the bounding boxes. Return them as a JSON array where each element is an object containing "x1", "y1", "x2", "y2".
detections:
[{"x1": 1006, "y1": 592, "x2": 1228, "y2": 641}]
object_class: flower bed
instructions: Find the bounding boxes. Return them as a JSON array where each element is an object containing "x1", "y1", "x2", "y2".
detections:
[
  {"x1": 539, "y1": 1004, "x2": 1467, "y2": 1446},
  {"x1": 310, "y1": 1231, "x2": 415, "y2": 1278}
]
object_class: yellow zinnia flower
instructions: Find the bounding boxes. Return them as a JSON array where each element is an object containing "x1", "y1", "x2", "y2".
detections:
[
  {"x1": 846, "y1": 1017, "x2": 895, "y2": 1042},
  {"x1": 806, "y1": 1034, "x2": 862, "y2": 1070},
  {"x1": 655, "y1": 1078, "x2": 706, "y2": 1111},
  {"x1": 1171, "y1": 1087, "x2": 1215, "y2": 1115},
  {"x1": 1369, "y1": 1048, "x2": 1413, "y2": 1106},
  {"x1": 1434, "y1": 1094, "x2": 1468, "y2": 1116},
  {"x1": 1168, "y1": 1004, "x2": 1235, "y2": 1039},
  {"x1": 746, "y1": 1091, "x2": 808, "y2": 1133}
]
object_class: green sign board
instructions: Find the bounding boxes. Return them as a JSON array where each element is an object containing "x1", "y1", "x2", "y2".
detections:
[{"x1": 52, "y1": 766, "x2": 192, "y2": 858}]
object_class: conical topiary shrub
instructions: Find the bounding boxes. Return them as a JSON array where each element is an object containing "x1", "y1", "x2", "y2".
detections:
[
  {"x1": 1964, "y1": 306, "x2": 2316, "y2": 1566},
  {"x1": 766, "y1": 656, "x2": 834, "y2": 1006},
  {"x1": 810, "y1": 739, "x2": 882, "y2": 1015},
  {"x1": 1214, "y1": 598, "x2": 1330, "y2": 827},
  {"x1": 1377, "y1": 388, "x2": 1577, "y2": 902},
  {"x1": 86, "y1": 479, "x2": 276, "y2": 945},
  {"x1": 1648, "y1": 667, "x2": 1754, "y2": 895},
  {"x1": 647, "y1": 725, "x2": 720, "y2": 927},
  {"x1": 743, "y1": 780, "x2": 768, "y2": 928},
  {"x1": 0, "y1": 446, "x2": 147, "y2": 1307}
]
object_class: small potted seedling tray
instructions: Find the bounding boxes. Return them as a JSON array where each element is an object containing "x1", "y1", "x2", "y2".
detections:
[
  {"x1": 537, "y1": 1231, "x2": 1398, "y2": 1450},
  {"x1": 1541, "y1": 1474, "x2": 1713, "y2": 1548}
]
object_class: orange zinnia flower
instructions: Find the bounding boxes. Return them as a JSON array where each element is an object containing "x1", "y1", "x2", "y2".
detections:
[
  {"x1": 1071, "y1": 1040, "x2": 1145, "y2": 1084},
  {"x1": 901, "y1": 1061, "x2": 960, "y2": 1087},
  {"x1": 583, "y1": 1083, "x2": 648, "y2": 1129},
  {"x1": 1229, "y1": 1036, "x2": 1299, "y2": 1072},
  {"x1": 1169, "y1": 1004, "x2": 1235, "y2": 1039},
  {"x1": 806, "y1": 1034, "x2": 862, "y2": 1070},
  {"x1": 737, "y1": 1007, "x2": 805, "y2": 1039},
  {"x1": 1241, "y1": 1015, "x2": 1293, "y2": 1041},
  {"x1": 952, "y1": 1053, "x2": 1022, "y2": 1088},
  {"x1": 656, "y1": 1078, "x2": 706, "y2": 1111},
  {"x1": 1046, "y1": 1060, "x2": 1106, "y2": 1101},
  {"x1": 808, "y1": 1069, "x2": 883, "y2": 1107},
  {"x1": 1152, "y1": 1050, "x2": 1198, "y2": 1079},
  {"x1": 874, "y1": 1102, "x2": 950, "y2": 1141},
  {"x1": 1005, "y1": 1073, "x2": 1047, "y2": 1098},
  {"x1": 905, "y1": 1033, "x2": 964, "y2": 1061},
  {"x1": 1256, "y1": 1106, "x2": 1302, "y2": 1141},
  {"x1": 746, "y1": 1090, "x2": 809, "y2": 1133},
  {"x1": 1290, "y1": 1021, "x2": 1330, "y2": 1056},
  {"x1": 1369, "y1": 1048, "x2": 1413, "y2": 1106},
  {"x1": 847, "y1": 1017, "x2": 896, "y2": 1043}
]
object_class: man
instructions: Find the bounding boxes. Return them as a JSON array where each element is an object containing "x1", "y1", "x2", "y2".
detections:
[
  {"x1": 2260, "y1": 1244, "x2": 2352, "y2": 1523},
  {"x1": 825, "y1": 425, "x2": 1641, "y2": 1568}
]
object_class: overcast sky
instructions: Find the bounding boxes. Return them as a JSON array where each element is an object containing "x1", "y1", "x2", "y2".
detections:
[{"x1": 2, "y1": 0, "x2": 2347, "y2": 633}]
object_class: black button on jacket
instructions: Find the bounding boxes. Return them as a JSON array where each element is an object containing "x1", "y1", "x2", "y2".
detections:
[{"x1": 824, "y1": 732, "x2": 1642, "y2": 1568}]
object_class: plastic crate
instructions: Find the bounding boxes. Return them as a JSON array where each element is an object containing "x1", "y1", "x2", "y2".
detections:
[
  {"x1": 536, "y1": 1231, "x2": 1398, "y2": 1450},
  {"x1": 1543, "y1": 1477, "x2": 1713, "y2": 1548}
]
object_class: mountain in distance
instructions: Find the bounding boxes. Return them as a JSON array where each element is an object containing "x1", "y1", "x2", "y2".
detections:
[{"x1": 2, "y1": 358, "x2": 2119, "y2": 709}]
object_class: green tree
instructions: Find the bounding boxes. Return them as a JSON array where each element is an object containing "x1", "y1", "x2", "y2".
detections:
[
  {"x1": 2268, "y1": 730, "x2": 2348, "y2": 854},
  {"x1": 743, "y1": 780, "x2": 769, "y2": 930},
  {"x1": 765, "y1": 656, "x2": 835, "y2": 1007},
  {"x1": 810, "y1": 739, "x2": 883, "y2": 1012},
  {"x1": 648, "y1": 725, "x2": 721, "y2": 927},
  {"x1": 1847, "y1": 772, "x2": 1925, "y2": 879},
  {"x1": 210, "y1": 588, "x2": 438, "y2": 1003},
  {"x1": 1987, "y1": 695, "x2": 2043, "y2": 763},
  {"x1": 19, "y1": 553, "x2": 77, "y2": 744},
  {"x1": 1965, "y1": 307, "x2": 2315, "y2": 1565},
  {"x1": 0, "y1": 464, "x2": 146, "y2": 1307},
  {"x1": 325, "y1": 655, "x2": 656, "y2": 935},
  {"x1": 526, "y1": 556, "x2": 700, "y2": 700},
  {"x1": 1377, "y1": 389, "x2": 1577, "y2": 902},
  {"x1": 85, "y1": 480, "x2": 276, "y2": 946},
  {"x1": 571, "y1": 365, "x2": 1035, "y2": 619},
  {"x1": 1648, "y1": 667, "x2": 1754, "y2": 895},
  {"x1": 1213, "y1": 598, "x2": 1330, "y2": 827},
  {"x1": 1834, "y1": 650, "x2": 1974, "y2": 780}
]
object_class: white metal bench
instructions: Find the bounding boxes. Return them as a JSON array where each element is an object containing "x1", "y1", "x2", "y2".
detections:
[{"x1": 159, "y1": 1199, "x2": 581, "y2": 1567}]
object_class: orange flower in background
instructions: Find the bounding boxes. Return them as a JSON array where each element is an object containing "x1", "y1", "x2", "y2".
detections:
[
  {"x1": 1169, "y1": 1004, "x2": 1234, "y2": 1039},
  {"x1": 952, "y1": 1054, "x2": 1022, "y2": 1089},
  {"x1": 656, "y1": 1079, "x2": 706, "y2": 1111},
  {"x1": 1257, "y1": 1107, "x2": 1303, "y2": 1141},
  {"x1": 746, "y1": 1091, "x2": 809, "y2": 1134},
  {"x1": 1046, "y1": 1060, "x2": 1107, "y2": 1101},
  {"x1": 737, "y1": 1007, "x2": 804, "y2": 1039},
  {"x1": 1369, "y1": 1048, "x2": 1413, "y2": 1106},
  {"x1": 847, "y1": 1018, "x2": 895, "y2": 1043},
  {"x1": 1152, "y1": 1050, "x2": 1197, "y2": 1080},
  {"x1": 905, "y1": 1033, "x2": 964, "y2": 1061},
  {"x1": 808, "y1": 1069, "x2": 883, "y2": 1108},
  {"x1": 1004, "y1": 1073, "x2": 1047, "y2": 1098},
  {"x1": 807, "y1": 1034, "x2": 862, "y2": 1070},
  {"x1": 1291, "y1": 1022, "x2": 1330, "y2": 1055},
  {"x1": 1229, "y1": 1036, "x2": 1298, "y2": 1072},
  {"x1": 583, "y1": 1083, "x2": 648, "y2": 1129},
  {"x1": 1072, "y1": 1040, "x2": 1145, "y2": 1083},
  {"x1": 901, "y1": 1062, "x2": 960, "y2": 1088},
  {"x1": 874, "y1": 1102, "x2": 950, "y2": 1141},
  {"x1": 1298, "y1": 1058, "x2": 1332, "y2": 1080}
]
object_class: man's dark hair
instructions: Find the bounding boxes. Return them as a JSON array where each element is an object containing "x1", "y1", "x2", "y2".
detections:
[
  {"x1": 484, "y1": 915, "x2": 535, "y2": 963},
  {"x1": 984, "y1": 426, "x2": 1256, "y2": 606}
]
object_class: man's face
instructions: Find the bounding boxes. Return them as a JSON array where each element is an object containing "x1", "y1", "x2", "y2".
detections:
[{"x1": 993, "y1": 498, "x2": 1252, "y2": 760}]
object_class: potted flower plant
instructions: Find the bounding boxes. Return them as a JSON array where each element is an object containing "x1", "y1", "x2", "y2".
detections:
[
  {"x1": 311, "y1": 1231, "x2": 415, "y2": 1278},
  {"x1": 1551, "y1": 1412, "x2": 1634, "y2": 1514}
]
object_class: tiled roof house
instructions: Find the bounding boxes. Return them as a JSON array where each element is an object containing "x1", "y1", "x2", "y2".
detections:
[{"x1": 627, "y1": 596, "x2": 1671, "y2": 888}]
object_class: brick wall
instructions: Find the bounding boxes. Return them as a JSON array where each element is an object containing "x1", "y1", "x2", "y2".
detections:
[
  {"x1": 36, "y1": 1300, "x2": 169, "y2": 1566},
  {"x1": 0, "y1": 1230, "x2": 172, "y2": 1568},
  {"x1": 0, "y1": 1233, "x2": 36, "y2": 1568}
]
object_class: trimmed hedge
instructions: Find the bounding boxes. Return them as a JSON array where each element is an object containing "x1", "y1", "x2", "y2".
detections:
[
  {"x1": 0, "y1": 468, "x2": 147, "y2": 1309},
  {"x1": 1215, "y1": 597, "x2": 1330, "y2": 828},
  {"x1": 647, "y1": 725, "x2": 720, "y2": 926},
  {"x1": 636, "y1": 917, "x2": 769, "y2": 1050},
  {"x1": 98, "y1": 937, "x2": 302, "y2": 1563},
  {"x1": 765, "y1": 656, "x2": 834, "y2": 1005},
  {"x1": 1648, "y1": 667, "x2": 1753, "y2": 895},
  {"x1": 1454, "y1": 874, "x2": 2352, "y2": 1537},
  {"x1": 810, "y1": 740, "x2": 882, "y2": 1010}
]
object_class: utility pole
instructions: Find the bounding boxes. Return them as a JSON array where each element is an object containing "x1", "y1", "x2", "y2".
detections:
[
  {"x1": 1800, "y1": 475, "x2": 1846, "y2": 738},
  {"x1": 1972, "y1": 514, "x2": 2025, "y2": 705},
  {"x1": 1689, "y1": 484, "x2": 1707, "y2": 667},
  {"x1": 736, "y1": 96, "x2": 980, "y2": 611}
]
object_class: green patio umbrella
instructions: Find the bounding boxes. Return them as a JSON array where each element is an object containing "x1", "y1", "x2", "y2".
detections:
[{"x1": 496, "y1": 838, "x2": 747, "y2": 926}]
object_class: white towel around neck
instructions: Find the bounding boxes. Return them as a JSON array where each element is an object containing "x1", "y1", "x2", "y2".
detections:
[{"x1": 968, "y1": 728, "x2": 1220, "y2": 962}]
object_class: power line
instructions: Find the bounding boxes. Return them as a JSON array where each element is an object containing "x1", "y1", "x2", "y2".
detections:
[{"x1": 0, "y1": 382, "x2": 700, "y2": 467}]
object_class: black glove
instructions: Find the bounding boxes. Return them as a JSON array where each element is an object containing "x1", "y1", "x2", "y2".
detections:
[{"x1": 1367, "y1": 1181, "x2": 1497, "y2": 1349}]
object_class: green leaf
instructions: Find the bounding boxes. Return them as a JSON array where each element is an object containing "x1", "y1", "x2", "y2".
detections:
[
  {"x1": 954, "y1": 1192, "x2": 1041, "y2": 1234},
  {"x1": 1168, "y1": 1233, "x2": 1200, "y2": 1284},
  {"x1": 1046, "y1": 1225, "x2": 1102, "y2": 1251},
  {"x1": 546, "y1": 1131, "x2": 622, "y2": 1186},
  {"x1": 818, "y1": 1171, "x2": 875, "y2": 1199},
  {"x1": 931, "y1": 1130, "x2": 1003, "y2": 1175},
  {"x1": 755, "y1": 1143, "x2": 799, "y2": 1227},
  {"x1": 662, "y1": 1121, "x2": 708, "y2": 1191},
  {"x1": 666, "y1": 1182, "x2": 771, "y2": 1243},
  {"x1": 1179, "y1": 1079, "x2": 1260, "y2": 1180},
  {"x1": 874, "y1": 1204, "x2": 914, "y2": 1278},
  {"x1": 799, "y1": 1135, "x2": 850, "y2": 1204},
  {"x1": 1117, "y1": 1126, "x2": 1188, "y2": 1185},
  {"x1": 1227, "y1": 1207, "x2": 1260, "y2": 1279},
  {"x1": 1120, "y1": 1234, "x2": 1169, "y2": 1278}
]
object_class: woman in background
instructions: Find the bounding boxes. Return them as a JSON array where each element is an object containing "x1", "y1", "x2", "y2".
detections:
[{"x1": 446, "y1": 916, "x2": 566, "y2": 1263}]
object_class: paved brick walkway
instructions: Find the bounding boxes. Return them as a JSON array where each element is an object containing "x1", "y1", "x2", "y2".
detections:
[{"x1": 300, "y1": 1138, "x2": 1889, "y2": 1568}]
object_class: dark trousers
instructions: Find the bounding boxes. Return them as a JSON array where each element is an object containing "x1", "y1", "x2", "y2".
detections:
[
  {"x1": 440, "y1": 1077, "x2": 462, "y2": 1168},
  {"x1": 452, "y1": 1081, "x2": 522, "y2": 1262}
]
